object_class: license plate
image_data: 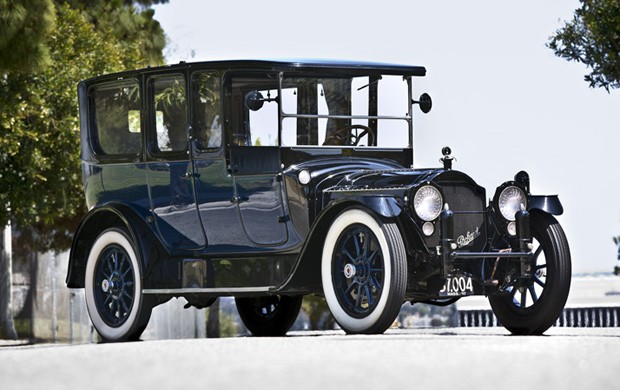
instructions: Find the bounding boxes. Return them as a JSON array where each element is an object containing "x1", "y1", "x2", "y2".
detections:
[{"x1": 439, "y1": 275, "x2": 474, "y2": 297}]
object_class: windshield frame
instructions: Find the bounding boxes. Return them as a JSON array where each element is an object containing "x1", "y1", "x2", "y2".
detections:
[{"x1": 276, "y1": 72, "x2": 413, "y2": 148}]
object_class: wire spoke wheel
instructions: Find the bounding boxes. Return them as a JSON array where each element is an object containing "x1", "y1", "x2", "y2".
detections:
[{"x1": 489, "y1": 211, "x2": 571, "y2": 335}]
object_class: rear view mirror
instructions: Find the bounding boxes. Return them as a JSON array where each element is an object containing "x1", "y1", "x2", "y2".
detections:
[
  {"x1": 244, "y1": 90, "x2": 264, "y2": 111},
  {"x1": 412, "y1": 93, "x2": 432, "y2": 114}
]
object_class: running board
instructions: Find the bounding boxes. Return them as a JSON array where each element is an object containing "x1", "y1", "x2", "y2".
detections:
[{"x1": 143, "y1": 286, "x2": 275, "y2": 295}]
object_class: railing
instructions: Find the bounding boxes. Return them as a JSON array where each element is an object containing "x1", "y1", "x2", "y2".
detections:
[{"x1": 459, "y1": 307, "x2": 620, "y2": 328}]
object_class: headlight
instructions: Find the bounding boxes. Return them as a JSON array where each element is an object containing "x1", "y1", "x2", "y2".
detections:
[
  {"x1": 498, "y1": 186, "x2": 526, "y2": 221},
  {"x1": 413, "y1": 185, "x2": 443, "y2": 221}
]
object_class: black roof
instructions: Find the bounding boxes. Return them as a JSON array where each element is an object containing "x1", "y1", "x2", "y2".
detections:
[{"x1": 82, "y1": 59, "x2": 426, "y2": 83}]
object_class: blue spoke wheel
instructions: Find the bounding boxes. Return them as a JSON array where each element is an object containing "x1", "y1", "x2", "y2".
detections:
[
  {"x1": 489, "y1": 211, "x2": 571, "y2": 335},
  {"x1": 85, "y1": 229, "x2": 153, "y2": 341},
  {"x1": 332, "y1": 224, "x2": 385, "y2": 318},
  {"x1": 93, "y1": 244, "x2": 136, "y2": 327},
  {"x1": 322, "y1": 208, "x2": 406, "y2": 334}
]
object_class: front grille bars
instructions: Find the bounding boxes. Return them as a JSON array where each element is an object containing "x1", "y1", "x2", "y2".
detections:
[{"x1": 439, "y1": 207, "x2": 534, "y2": 280}]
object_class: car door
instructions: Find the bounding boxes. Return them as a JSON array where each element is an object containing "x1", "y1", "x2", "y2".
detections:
[
  {"x1": 190, "y1": 70, "x2": 248, "y2": 250},
  {"x1": 146, "y1": 72, "x2": 206, "y2": 250},
  {"x1": 226, "y1": 73, "x2": 288, "y2": 246}
]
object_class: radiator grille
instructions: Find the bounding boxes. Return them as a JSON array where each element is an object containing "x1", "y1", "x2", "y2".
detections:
[{"x1": 439, "y1": 182, "x2": 486, "y2": 252}]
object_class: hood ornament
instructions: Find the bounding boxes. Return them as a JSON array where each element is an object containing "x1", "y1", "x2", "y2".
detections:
[{"x1": 440, "y1": 146, "x2": 455, "y2": 170}]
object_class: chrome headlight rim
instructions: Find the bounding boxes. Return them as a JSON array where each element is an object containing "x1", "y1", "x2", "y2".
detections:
[
  {"x1": 496, "y1": 183, "x2": 527, "y2": 222},
  {"x1": 413, "y1": 184, "x2": 443, "y2": 222}
]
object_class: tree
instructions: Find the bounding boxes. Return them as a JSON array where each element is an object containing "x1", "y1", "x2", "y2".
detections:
[
  {"x1": 0, "y1": 0, "x2": 57, "y2": 73},
  {"x1": 1, "y1": 0, "x2": 167, "y2": 250},
  {"x1": 548, "y1": 0, "x2": 620, "y2": 91},
  {"x1": 0, "y1": 0, "x2": 168, "y2": 338}
]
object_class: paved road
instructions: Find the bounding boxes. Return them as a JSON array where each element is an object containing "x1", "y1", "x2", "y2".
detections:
[{"x1": 1, "y1": 327, "x2": 618, "y2": 390}]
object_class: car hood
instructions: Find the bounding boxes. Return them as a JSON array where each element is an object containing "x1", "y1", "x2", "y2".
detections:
[{"x1": 285, "y1": 157, "x2": 478, "y2": 194}]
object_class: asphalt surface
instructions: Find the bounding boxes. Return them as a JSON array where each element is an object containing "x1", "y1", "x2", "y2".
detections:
[{"x1": 1, "y1": 327, "x2": 618, "y2": 390}]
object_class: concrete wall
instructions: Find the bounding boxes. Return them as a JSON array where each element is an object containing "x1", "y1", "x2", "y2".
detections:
[{"x1": 30, "y1": 251, "x2": 206, "y2": 343}]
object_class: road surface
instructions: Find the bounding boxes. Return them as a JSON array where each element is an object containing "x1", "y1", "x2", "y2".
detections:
[{"x1": 1, "y1": 327, "x2": 618, "y2": 390}]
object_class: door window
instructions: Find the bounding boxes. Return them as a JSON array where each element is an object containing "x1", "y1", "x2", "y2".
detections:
[
  {"x1": 150, "y1": 74, "x2": 188, "y2": 154},
  {"x1": 192, "y1": 72, "x2": 223, "y2": 149}
]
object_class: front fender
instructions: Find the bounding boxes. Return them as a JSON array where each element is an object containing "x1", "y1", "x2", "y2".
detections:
[
  {"x1": 278, "y1": 197, "x2": 404, "y2": 294},
  {"x1": 528, "y1": 195, "x2": 564, "y2": 216},
  {"x1": 354, "y1": 196, "x2": 402, "y2": 218},
  {"x1": 324, "y1": 195, "x2": 402, "y2": 219}
]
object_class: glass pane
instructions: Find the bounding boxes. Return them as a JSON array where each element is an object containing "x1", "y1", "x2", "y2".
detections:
[
  {"x1": 281, "y1": 75, "x2": 410, "y2": 147},
  {"x1": 152, "y1": 75, "x2": 187, "y2": 153},
  {"x1": 91, "y1": 80, "x2": 141, "y2": 156},
  {"x1": 248, "y1": 88, "x2": 278, "y2": 146},
  {"x1": 193, "y1": 72, "x2": 222, "y2": 149},
  {"x1": 128, "y1": 110, "x2": 141, "y2": 133},
  {"x1": 229, "y1": 75, "x2": 280, "y2": 147}
]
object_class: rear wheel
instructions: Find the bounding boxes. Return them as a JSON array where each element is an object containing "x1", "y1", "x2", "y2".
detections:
[
  {"x1": 235, "y1": 295, "x2": 303, "y2": 336},
  {"x1": 489, "y1": 211, "x2": 571, "y2": 335},
  {"x1": 321, "y1": 208, "x2": 407, "y2": 334},
  {"x1": 85, "y1": 228, "x2": 153, "y2": 342}
]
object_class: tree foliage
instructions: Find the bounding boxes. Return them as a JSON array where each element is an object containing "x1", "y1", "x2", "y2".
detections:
[
  {"x1": 548, "y1": 0, "x2": 620, "y2": 91},
  {"x1": 0, "y1": 0, "x2": 57, "y2": 72},
  {"x1": 0, "y1": 1, "x2": 168, "y2": 251}
]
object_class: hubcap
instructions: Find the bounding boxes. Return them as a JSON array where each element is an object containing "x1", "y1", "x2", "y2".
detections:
[{"x1": 344, "y1": 263, "x2": 356, "y2": 279}]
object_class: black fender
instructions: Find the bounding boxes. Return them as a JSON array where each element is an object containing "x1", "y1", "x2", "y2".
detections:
[
  {"x1": 528, "y1": 195, "x2": 564, "y2": 216},
  {"x1": 355, "y1": 196, "x2": 402, "y2": 218},
  {"x1": 325, "y1": 195, "x2": 403, "y2": 218},
  {"x1": 278, "y1": 197, "x2": 404, "y2": 294},
  {"x1": 66, "y1": 203, "x2": 168, "y2": 288}
]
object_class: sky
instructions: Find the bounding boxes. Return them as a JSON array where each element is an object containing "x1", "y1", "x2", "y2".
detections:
[{"x1": 152, "y1": 0, "x2": 620, "y2": 274}]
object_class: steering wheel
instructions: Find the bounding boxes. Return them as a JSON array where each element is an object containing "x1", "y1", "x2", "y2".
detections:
[{"x1": 323, "y1": 124, "x2": 375, "y2": 146}]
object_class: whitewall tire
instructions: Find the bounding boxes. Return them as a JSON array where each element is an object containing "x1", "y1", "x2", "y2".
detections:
[
  {"x1": 321, "y1": 208, "x2": 407, "y2": 334},
  {"x1": 85, "y1": 228, "x2": 152, "y2": 341}
]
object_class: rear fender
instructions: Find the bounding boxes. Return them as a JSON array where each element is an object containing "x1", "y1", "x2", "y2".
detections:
[{"x1": 66, "y1": 204, "x2": 166, "y2": 288}]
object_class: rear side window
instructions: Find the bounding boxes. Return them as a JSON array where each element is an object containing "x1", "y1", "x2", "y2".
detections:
[
  {"x1": 192, "y1": 71, "x2": 222, "y2": 149},
  {"x1": 149, "y1": 74, "x2": 188, "y2": 154},
  {"x1": 90, "y1": 80, "x2": 141, "y2": 156}
]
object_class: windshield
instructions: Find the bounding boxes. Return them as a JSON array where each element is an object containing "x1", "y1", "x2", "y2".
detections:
[
  {"x1": 237, "y1": 73, "x2": 413, "y2": 149},
  {"x1": 280, "y1": 75, "x2": 411, "y2": 147}
]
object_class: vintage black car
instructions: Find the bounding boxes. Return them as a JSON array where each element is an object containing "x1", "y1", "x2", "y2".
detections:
[{"x1": 66, "y1": 59, "x2": 571, "y2": 341}]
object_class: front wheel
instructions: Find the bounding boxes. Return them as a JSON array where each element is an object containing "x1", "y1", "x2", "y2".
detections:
[
  {"x1": 489, "y1": 211, "x2": 571, "y2": 335},
  {"x1": 321, "y1": 208, "x2": 407, "y2": 334},
  {"x1": 235, "y1": 295, "x2": 303, "y2": 336},
  {"x1": 85, "y1": 228, "x2": 153, "y2": 342}
]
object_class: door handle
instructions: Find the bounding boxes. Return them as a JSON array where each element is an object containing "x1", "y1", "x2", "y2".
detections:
[
  {"x1": 230, "y1": 196, "x2": 249, "y2": 204},
  {"x1": 180, "y1": 172, "x2": 200, "y2": 180}
]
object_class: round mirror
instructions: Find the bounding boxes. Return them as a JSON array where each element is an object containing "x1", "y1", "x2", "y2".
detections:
[
  {"x1": 418, "y1": 93, "x2": 432, "y2": 114},
  {"x1": 244, "y1": 90, "x2": 264, "y2": 111}
]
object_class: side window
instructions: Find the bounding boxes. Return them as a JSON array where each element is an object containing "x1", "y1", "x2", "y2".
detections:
[
  {"x1": 90, "y1": 80, "x2": 141, "y2": 156},
  {"x1": 192, "y1": 72, "x2": 222, "y2": 149},
  {"x1": 247, "y1": 87, "x2": 279, "y2": 146},
  {"x1": 150, "y1": 74, "x2": 187, "y2": 153},
  {"x1": 229, "y1": 75, "x2": 279, "y2": 147}
]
